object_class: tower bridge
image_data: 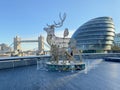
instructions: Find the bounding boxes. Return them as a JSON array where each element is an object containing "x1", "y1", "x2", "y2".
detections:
[{"x1": 13, "y1": 35, "x2": 44, "y2": 55}]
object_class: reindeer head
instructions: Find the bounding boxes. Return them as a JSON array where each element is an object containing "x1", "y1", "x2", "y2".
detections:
[
  {"x1": 44, "y1": 25, "x2": 55, "y2": 36},
  {"x1": 44, "y1": 13, "x2": 66, "y2": 36}
]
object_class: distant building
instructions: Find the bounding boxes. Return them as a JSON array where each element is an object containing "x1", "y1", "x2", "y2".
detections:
[
  {"x1": 72, "y1": 17, "x2": 115, "y2": 53},
  {"x1": 0, "y1": 43, "x2": 12, "y2": 53}
]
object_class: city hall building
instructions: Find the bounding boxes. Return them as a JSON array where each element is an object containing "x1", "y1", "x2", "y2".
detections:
[{"x1": 72, "y1": 17, "x2": 115, "y2": 53}]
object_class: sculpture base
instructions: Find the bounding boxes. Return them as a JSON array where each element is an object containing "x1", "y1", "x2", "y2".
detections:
[{"x1": 46, "y1": 60, "x2": 85, "y2": 71}]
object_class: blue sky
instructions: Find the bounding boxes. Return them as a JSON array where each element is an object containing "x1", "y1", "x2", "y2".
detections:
[{"x1": 0, "y1": 0, "x2": 120, "y2": 50}]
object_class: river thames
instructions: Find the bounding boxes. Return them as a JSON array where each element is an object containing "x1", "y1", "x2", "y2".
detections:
[{"x1": 0, "y1": 59, "x2": 120, "y2": 90}]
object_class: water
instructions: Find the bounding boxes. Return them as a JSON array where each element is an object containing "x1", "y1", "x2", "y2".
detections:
[{"x1": 0, "y1": 59, "x2": 120, "y2": 90}]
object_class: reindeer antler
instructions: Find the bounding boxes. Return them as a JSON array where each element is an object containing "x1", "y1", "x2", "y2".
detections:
[
  {"x1": 46, "y1": 24, "x2": 50, "y2": 27},
  {"x1": 46, "y1": 13, "x2": 66, "y2": 28},
  {"x1": 54, "y1": 13, "x2": 66, "y2": 28}
]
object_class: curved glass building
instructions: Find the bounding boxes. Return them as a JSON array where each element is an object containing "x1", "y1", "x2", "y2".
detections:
[{"x1": 72, "y1": 17, "x2": 115, "y2": 53}]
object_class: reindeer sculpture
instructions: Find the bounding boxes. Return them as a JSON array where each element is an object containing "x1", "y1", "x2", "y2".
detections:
[
  {"x1": 44, "y1": 13, "x2": 70, "y2": 62},
  {"x1": 43, "y1": 13, "x2": 69, "y2": 48}
]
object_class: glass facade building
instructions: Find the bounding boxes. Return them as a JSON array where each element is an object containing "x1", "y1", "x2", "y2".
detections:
[
  {"x1": 114, "y1": 33, "x2": 120, "y2": 47},
  {"x1": 72, "y1": 17, "x2": 115, "y2": 53}
]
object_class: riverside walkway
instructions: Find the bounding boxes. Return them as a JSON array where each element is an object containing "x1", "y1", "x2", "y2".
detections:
[{"x1": 0, "y1": 59, "x2": 120, "y2": 90}]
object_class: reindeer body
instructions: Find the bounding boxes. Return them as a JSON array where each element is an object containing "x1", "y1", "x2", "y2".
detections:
[{"x1": 44, "y1": 13, "x2": 71, "y2": 62}]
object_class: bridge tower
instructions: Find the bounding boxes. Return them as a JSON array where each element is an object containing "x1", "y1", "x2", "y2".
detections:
[
  {"x1": 38, "y1": 35, "x2": 44, "y2": 54},
  {"x1": 14, "y1": 36, "x2": 21, "y2": 51}
]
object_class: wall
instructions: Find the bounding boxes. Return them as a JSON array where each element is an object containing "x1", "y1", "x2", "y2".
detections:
[{"x1": 0, "y1": 53, "x2": 120, "y2": 70}]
